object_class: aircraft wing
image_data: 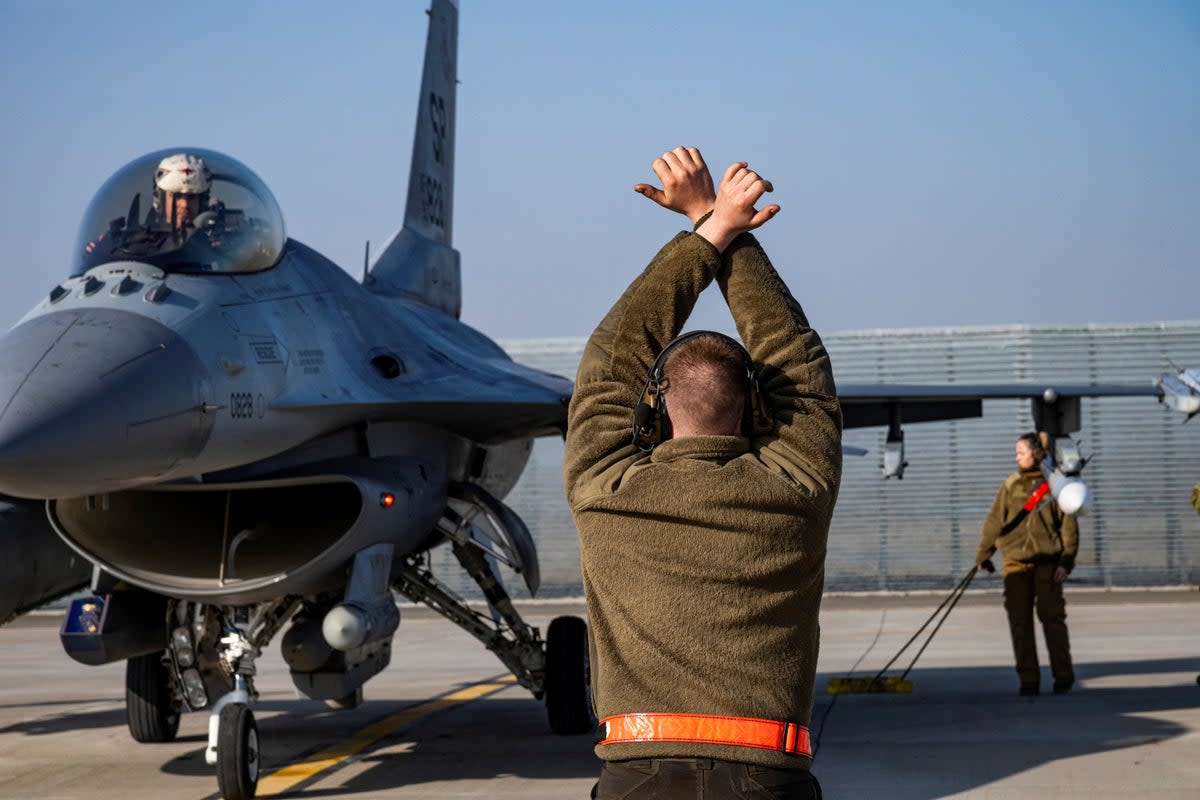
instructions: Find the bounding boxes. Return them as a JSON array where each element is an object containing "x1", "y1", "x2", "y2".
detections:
[
  {"x1": 274, "y1": 379, "x2": 1171, "y2": 441},
  {"x1": 835, "y1": 380, "x2": 1180, "y2": 492},
  {"x1": 837, "y1": 383, "x2": 1159, "y2": 429}
]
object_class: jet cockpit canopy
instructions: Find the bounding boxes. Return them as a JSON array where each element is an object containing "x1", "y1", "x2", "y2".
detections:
[{"x1": 72, "y1": 148, "x2": 285, "y2": 277}]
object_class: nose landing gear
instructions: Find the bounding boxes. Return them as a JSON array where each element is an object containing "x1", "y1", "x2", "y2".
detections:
[{"x1": 214, "y1": 686, "x2": 260, "y2": 800}]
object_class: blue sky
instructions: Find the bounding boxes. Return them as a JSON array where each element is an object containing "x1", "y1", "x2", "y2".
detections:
[{"x1": 1, "y1": 1, "x2": 1197, "y2": 339}]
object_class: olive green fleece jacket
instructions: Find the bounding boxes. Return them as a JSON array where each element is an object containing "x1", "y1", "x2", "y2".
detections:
[
  {"x1": 974, "y1": 468, "x2": 1079, "y2": 575},
  {"x1": 563, "y1": 230, "x2": 842, "y2": 769}
]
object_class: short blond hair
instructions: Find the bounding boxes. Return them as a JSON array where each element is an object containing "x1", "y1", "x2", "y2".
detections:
[{"x1": 661, "y1": 334, "x2": 747, "y2": 435}]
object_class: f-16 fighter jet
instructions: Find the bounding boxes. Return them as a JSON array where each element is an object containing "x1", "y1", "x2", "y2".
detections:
[
  {"x1": 0, "y1": 2, "x2": 587, "y2": 798},
  {"x1": 0, "y1": 3, "x2": 1191, "y2": 799}
]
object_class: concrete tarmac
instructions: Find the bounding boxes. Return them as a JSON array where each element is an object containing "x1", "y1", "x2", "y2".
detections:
[{"x1": 1, "y1": 589, "x2": 1197, "y2": 799}]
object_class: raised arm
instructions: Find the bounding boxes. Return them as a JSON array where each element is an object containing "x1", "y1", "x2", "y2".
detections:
[
  {"x1": 710, "y1": 163, "x2": 841, "y2": 498},
  {"x1": 564, "y1": 150, "x2": 724, "y2": 507},
  {"x1": 573, "y1": 233, "x2": 721, "y2": 390}
]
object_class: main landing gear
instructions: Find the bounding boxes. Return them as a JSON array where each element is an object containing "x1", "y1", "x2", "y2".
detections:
[
  {"x1": 395, "y1": 482, "x2": 593, "y2": 737},
  {"x1": 394, "y1": 551, "x2": 594, "y2": 737},
  {"x1": 125, "y1": 651, "x2": 181, "y2": 743}
]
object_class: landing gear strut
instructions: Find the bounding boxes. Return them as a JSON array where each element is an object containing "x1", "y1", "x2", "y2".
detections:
[
  {"x1": 396, "y1": 555, "x2": 594, "y2": 736},
  {"x1": 159, "y1": 597, "x2": 296, "y2": 800}
]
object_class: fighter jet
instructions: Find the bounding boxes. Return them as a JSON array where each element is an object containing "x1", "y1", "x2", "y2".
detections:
[
  {"x1": 0, "y1": 2, "x2": 1192, "y2": 798},
  {"x1": 0, "y1": 2, "x2": 588, "y2": 798}
]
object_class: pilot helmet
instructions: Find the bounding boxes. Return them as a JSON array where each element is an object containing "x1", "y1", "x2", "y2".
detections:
[{"x1": 153, "y1": 153, "x2": 212, "y2": 229}]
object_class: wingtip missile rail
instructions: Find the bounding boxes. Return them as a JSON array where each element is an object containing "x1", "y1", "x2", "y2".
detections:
[{"x1": 1156, "y1": 367, "x2": 1200, "y2": 421}]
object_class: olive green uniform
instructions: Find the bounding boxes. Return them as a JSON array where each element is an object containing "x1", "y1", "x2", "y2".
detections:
[
  {"x1": 975, "y1": 468, "x2": 1079, "y2": 687},
  {"x1": 564, "y1": 230, "x2": 842, "y2": 772}
]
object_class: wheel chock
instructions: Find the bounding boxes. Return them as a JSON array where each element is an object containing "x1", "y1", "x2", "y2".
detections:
[{"x1": 825, "y1": 676, "x2": 913, "y2": 694}]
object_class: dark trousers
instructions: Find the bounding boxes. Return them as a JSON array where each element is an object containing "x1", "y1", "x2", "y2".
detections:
[
  {"x1": 1003, "y1": 561, "x2": 1073, "y2": 685},
  {"x1": 592, "y1": 758, "x2": 822, "y2": 799}
]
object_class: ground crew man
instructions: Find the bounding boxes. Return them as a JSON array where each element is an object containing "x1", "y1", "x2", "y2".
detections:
[
  {"x1": 564, "y1": 147, "x2": 842, "y2": 799},
  {"x1": 975, "y1": 433, "x2": 1078, "y2": 697}
]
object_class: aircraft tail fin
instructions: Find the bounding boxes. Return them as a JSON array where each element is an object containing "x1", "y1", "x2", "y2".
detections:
[{"x1": 368, "y1": 0, "x2": 461, "y2": 317}]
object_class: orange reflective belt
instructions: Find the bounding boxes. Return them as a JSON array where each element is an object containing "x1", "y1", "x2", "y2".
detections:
[{"x1": 598, "y1": 712, "x2": 812, "y2": 758}]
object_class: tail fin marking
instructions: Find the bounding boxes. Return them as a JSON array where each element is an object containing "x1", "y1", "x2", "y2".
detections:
[{"x1": 368, "y1": 0, "x2": 461, "y2": 318}]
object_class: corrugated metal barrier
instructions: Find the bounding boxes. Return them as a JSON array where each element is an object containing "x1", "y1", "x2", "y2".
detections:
[{"x1": 423, "y1": 322, "x2": 1200, "y2": 598}]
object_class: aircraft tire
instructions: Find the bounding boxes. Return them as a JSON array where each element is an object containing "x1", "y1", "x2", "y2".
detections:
[
  {"x1": 545, "y1": 615, "x2": 592, "y2": 735},
  {"x1": 125, "y1": 651, "x2": 181, "y2": 743},
  {"x1": 216, "y1": 703, "x2": 260, "y2": 800}
]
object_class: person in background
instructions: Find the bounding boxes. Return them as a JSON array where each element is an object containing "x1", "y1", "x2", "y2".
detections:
[{"x1": 976, "y1": 432, "x2": 1078, "y2": 697}]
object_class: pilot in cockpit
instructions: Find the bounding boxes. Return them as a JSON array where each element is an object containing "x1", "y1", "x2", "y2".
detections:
[
  {"x1": 84, "y1": 152, "x2": 213, "y2": 257},
  {"x1": 77, "y1": 147, "x2": 283, "y2": 275},
  {"x1": 150, "y1": 153, "x2": 213, "y2": 233}
]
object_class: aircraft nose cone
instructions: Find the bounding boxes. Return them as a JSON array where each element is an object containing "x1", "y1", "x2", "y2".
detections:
[{"x1": 0, "y1": 309, "x2": 214, "y2": 498}]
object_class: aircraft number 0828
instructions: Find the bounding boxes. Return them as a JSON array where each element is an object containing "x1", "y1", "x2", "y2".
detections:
[{"x1": 230, "y1": 392, "x2": 256, "y2": 419}]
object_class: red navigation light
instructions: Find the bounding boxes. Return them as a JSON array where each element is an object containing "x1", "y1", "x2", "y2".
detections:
[{"x1": 380, "y1": 492, "x2": 396, "y2": 508}]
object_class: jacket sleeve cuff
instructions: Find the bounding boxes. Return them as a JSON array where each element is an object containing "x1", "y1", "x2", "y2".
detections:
[
  {"x1": 1059, "y1": 555, "x2": 1075, "y2": 573},
  {"x1": 682, "y1": 229, "x2": 722, "y2": 261}
]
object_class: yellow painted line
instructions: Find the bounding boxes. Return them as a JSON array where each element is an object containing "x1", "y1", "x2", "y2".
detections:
[{"x1": 255, "y1": 674, "x2": 517, "y2": 797}]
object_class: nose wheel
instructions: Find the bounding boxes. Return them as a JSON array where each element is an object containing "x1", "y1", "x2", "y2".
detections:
[
  {"x1": 204, "y1": 624, "x2": 268, "y2": 800},
  {"x1": 216, "y1": 702, "x2": 260, "y2": 800}
]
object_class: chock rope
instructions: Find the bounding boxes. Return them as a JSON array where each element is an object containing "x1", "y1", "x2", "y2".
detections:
[{"x1": 826, "y1": 567, "x2": 977, "y2": 695}]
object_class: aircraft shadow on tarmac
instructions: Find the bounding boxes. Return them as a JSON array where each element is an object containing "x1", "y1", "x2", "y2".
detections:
[
  {"x1": 0, "y1": 703, "x2": 127, "y2": 736},
  {"x1": 0, "y1": 691, "x2": 357, "y2": 740},
  {"x1": 811, "y1": 658, "x2": 1200, "y2": 799},
  {"x1": 128, "y1": 657, "x2": 1198, "y2": 798},
  {"x1": 159, "y1": 696, "x2": 598, "y2": 787},
  {"x1": 4, "y1": 659, "x2": 1195, "y2": 796}
]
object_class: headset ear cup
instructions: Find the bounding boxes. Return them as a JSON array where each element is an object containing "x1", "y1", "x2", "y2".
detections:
[
  {"x1": 749, "y1": 386, "x2": 772, "y2": 435},
  {"x1": 634, "y1": 401, "x2": 657, "y2": 442},
  {"x1": 633, "y1": 379, "x2": 666, "y2": 451},
  {"x1": 743, "y1": 373, "x2": 772, "y2": 437}
]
